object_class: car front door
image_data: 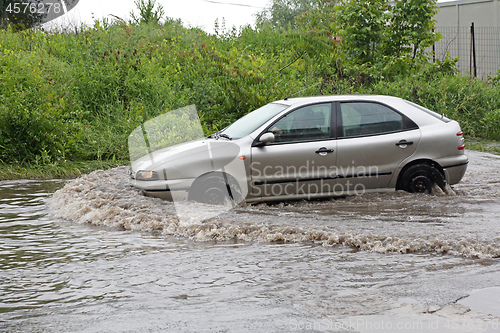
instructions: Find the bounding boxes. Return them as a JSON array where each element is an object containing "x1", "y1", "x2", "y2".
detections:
[
  {"x1": 335, "y1": 101, "x2": 421, "y2": 194},
  {"x1": 249, "y1": 103, "x2": 338, "y2": 199}
]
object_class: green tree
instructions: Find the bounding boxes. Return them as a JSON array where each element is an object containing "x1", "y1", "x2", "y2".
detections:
[
  {"x1": 336, "y1": 0, "x2": 389, "y2": 65},
  {"x1": 332, "y1": 0, "x2": 441, "y2": 77},
  {"x1": 293, "y1": 0, "x2": 342, "y2": 78},
  {"x1": 256, "y1": 0, "x2": 322, "y2": 29},
  {"x1": 296, "y1": 0, "x2": 337, "y2": 33},
  {"x1": 385, "y1": 0, "x2": 440, "y2": 61},
  {"x1": 130, "y1": 0, "x2": 165, "y2": 25}
]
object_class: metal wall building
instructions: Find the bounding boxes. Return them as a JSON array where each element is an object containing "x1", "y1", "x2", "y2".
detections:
[{"x1": 434, "y1": 0, "x2": 500, "y2": 78}]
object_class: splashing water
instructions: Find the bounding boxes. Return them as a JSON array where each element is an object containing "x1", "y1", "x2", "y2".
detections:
[{"x1": 49, "y1": 151, "x2": 500, "y2": 259}]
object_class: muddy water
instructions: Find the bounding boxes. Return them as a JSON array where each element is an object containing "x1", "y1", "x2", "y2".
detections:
[{"x1": 1, "y1": 150, "x2": 500, "y2": 332}]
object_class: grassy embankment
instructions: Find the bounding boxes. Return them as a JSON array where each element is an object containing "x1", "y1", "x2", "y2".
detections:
[{"x1": 1, "y1": 20, "x2": 499, "y2": 180}]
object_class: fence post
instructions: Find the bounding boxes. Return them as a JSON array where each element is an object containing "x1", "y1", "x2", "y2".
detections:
[
  {"x1": 470, "y1": 22, "x2": 477, "y2": 78},
  {"x1": 432, "y1": 28, "x2": 436, "y2": 63}
]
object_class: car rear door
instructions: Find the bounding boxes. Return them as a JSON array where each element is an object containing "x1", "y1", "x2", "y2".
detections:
[{"x1": 334, "y1": 101, "x2": 421, "y2": 193}]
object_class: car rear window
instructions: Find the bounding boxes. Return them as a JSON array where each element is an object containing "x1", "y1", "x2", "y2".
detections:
[{"x1": 406, "y1": 101, "x2": 451, "y2": 123}]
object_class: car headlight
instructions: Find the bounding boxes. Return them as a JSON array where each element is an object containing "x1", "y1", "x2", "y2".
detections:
[{"x1": 135, "y1": 170, "x2": 160, "y2": 181}]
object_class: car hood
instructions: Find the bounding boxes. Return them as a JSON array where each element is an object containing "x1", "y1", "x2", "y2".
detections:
[{"x1": 131, "y1": 138, "x2": 241, "y2": 176}]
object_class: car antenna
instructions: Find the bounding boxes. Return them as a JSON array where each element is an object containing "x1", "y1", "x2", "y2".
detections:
[{"x1": 283, "y1": 80, "x2": 324, "y2": 101}]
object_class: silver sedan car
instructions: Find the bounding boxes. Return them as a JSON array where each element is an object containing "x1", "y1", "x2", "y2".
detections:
[{"x1": 130, "y1": 95, "x2": 468, "y2": 204}]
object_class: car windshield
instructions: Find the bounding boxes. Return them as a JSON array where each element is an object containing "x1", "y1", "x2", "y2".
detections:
[{"x1": 220, "y1": 103, "x2": 288, "y2": 139}]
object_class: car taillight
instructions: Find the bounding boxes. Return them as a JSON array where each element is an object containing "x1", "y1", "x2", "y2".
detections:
[{"x1": 457, "y1": 132, "x2": 464, "y2": 150}]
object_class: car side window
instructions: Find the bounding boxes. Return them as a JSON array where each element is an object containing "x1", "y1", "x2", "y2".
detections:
[
  {"x1": 341, "y1": 102, "x2": 404, "y2": 138},
  {"x1": 270, "y1": 104, "x2": 331, "y2": 143}
]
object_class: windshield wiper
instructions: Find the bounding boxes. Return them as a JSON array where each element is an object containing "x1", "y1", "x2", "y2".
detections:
[
  {"x1": 208, "y1": 131, "x2": 221, "y2": 139},
  {"x1": 207, "y1": 132, "x2": 232, "y2": 140}
]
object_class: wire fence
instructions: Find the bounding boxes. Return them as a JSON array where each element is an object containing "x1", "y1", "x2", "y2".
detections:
[{"x1": 434, "y1": 25, "x2": 500, "y2": 79}]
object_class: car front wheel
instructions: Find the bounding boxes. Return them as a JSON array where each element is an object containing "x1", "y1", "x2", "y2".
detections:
[
  {"x1": 398, "y1": 164, "x2": 445, "y2": 194},
  {"x1": 189, "y1": 172, "x2": 242, "y2": 205}
]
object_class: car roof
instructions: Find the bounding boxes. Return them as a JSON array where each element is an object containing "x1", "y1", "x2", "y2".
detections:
[
  {"x1": 273, "y1": 94, "x2": 447, "y2": 127},
  {"x1": 276, "y1": 95, "x2": 403, "y2": 108}
]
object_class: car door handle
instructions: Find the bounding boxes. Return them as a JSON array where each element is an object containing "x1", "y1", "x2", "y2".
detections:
[
  {"x1": 315, "y1": 148, "x2": 334, "y2": 155},
  {"x1": 395, "y1": 140, "x2": 414, "y2": 147}
]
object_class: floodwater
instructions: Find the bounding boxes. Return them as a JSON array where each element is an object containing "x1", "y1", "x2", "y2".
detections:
[{"x1": 1, "y1": 150, "x2": 500, "y2": 332}]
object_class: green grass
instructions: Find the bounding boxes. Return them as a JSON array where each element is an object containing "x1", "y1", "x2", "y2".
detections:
[
  {"x1": 0, "y1": 160, "x2": 128, "y2": 180},
  {"x1": 466, "y1": 138, "x2": 500, "y2": 155}
]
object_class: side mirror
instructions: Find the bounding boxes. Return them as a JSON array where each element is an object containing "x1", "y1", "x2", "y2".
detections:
[
  {"x1": 259, "y1": 132, "x2": 275, "y2": 143},
  {"x1": 253, "y1": 132, "x2": 275, "y2": 147}
]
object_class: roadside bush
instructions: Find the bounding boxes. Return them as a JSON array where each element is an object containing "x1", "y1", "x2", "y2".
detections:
[{"x1": 0, "y1": 49, "x2": 81, "y2": 163}]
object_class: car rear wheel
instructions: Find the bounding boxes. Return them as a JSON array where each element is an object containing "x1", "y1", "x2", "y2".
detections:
[
  {"x1": 189, "y1": 173, "x2": 242, "y2": 205},
  {"x1": 398, "y1": 164, "x2": 445, "y2": 194}
]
